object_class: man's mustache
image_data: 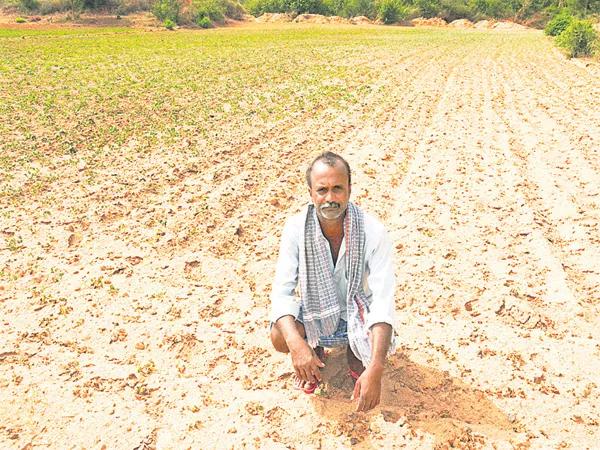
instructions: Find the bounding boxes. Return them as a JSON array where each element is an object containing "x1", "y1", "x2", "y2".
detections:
[{"x1": 321, "y1": 202, "x2": 340, "y2": 209}]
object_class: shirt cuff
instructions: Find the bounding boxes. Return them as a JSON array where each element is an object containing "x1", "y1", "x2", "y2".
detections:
[
  {"x1": 269, "y1": 300, "x2": 301, "y2": 324},
  {"x1": 365, "y1": 312, "x2": 394, "y2": 331}
]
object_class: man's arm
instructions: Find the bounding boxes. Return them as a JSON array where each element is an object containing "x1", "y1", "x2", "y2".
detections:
[
  {"x1": 353, "y1": 221, "x2": 396, "y2": 411},
  {"x1": 352, "y1": 323, "x2": 392, "y2": 411},
  {"x1": 270, "y1": 217, "x2": 302, "y2": 324},
  {"x1": 274, "y1": 315, "x2": 325, "y2": 383},
  {"x1": 270, "y1": 212, "x2": 325, "y2": 382}
]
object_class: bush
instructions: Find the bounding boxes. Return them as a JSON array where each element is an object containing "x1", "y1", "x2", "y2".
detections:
[
  {"x1": 244, "y1": 0, "x2": 284, "y2": 16},
  {"x1": 197, "y1": 15, "x2": 212, "y2": 26},
  {"x1": 83, "y1": 0, "x2": 107, "y2": 9},
  {"x1": 438, "y1": 0, "x2": 477, "y2": 22},
  {"x1": 377, "y1": 0, "x2": 406, "y2": 23},
  {"x1": 151, "y1": 0, "x2": 180, "y2": 23},
  {"x1": 414, "y1": 0, "x2": 441, "y2": 17},
  {"x1": 556, "y1": 19, "x2": 598, "y2": 57},
  {"x1": 164, "y1": 17, "x2": 175, "y2": 27},
  {"x1": 190, "y1": 0, "x2": 244, "y2": 22},
  {"x1": 192, "y1": 0, "x2": 224, "y2": 22},
  {"x1": 288, "y1": 0, "x2": 319, "y2": 13},
  {"x1": 545, "y1": 14, "x2": 573, "y2": 35},
  {"x1": 39, "y1": 0, "x2": 64, "y2": 14},
  {"x1": 18, "y1": 0, "x2": 40, "y2": 10},
  {"x1": 221, "y1": 0, "x2": 245, "y2": 19},
  {"x1": 340, "y1": 0, "x2": 376, "y2": 18},
  {"x1": 16, "y1": 16, "x2": 27, "y2": 21}
]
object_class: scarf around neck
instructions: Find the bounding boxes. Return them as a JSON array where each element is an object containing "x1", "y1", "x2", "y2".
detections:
[{"x1": 298, "y1": 201, "x2": 374, "y2": 365}]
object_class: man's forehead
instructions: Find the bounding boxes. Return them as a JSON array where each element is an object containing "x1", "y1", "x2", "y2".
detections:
[{"x1": 311, "y1": 160, "x2": 347, "y2": 180}]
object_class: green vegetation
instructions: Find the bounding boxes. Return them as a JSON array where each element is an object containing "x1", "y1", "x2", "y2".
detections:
[
  {"x1": 556, "y1": 18, "x2": 598, "y2": 56},
  {"x1": 149, "y1": 0, "x2": 245, "y2": 26},
  {"x1": 241, "y1": 0, "x2": 600, "y2": 22},
  {"x1": 377, "y1": 0, "x2": 409, "y2": 23},
  {"x1": 2, "y1": 0, "x2": 600, "y2": 30},
  {"x1": 0, "y1": 26, "x2": 545, "y2": 208},
  {"x1": 545, "y1": 13, "x2": 572, "y2": 35},
  {"x1": 543, "y1": 10, "x2": 598, "y2": 57},
  {"x1": 15, "y1": 16, "x2": 26, "y2": 21},
  {"x1": 17, "y1": 0, "x2": 39, "y2": 10},
  {"x1": 150, "y1": 0, "x2": 180, "y2": 23},
  {"x1": 197, "y1": 15, "x2": 213, "y2": 27}
]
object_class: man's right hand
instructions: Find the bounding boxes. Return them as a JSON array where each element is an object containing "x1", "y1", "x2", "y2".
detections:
[{"x1": 289, "y1": 339, "x2": 325, "y2": 383}]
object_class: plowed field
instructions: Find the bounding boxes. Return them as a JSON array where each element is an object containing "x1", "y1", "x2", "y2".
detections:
[{"x1": 1, "y1": 23, "x2": 600, "y2": 449}]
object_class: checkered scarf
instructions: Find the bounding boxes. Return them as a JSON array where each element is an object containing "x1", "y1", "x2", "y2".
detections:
[{"x1": 299, "y1": 201, "x2": 374, "y2": 366}]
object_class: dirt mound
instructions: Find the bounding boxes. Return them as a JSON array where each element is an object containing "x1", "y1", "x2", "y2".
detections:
[
  {"x1": 474, "y1": 19, "x2": 491, "y2": 28},
  {"x1": 491, "y1": 21, "x2": 528, "y2": 30},
  {"x1": 329, "y1": 15, "x2": 348, "y2": 24},
  {"x1": 242, "y1": 14, "x2": 256, "y2": 22},
  {"x1": 350, "y1": 16, "x2": 372, "y2": 25},
  {"x1": 448, "y1": 19, "x2": 474, "y2": 28},
  {"x1": 411, "y1": 17, "x2": 447, "y2": 27},
  {"x1": 293, "y1": 14, "x2": 330, "y2": 24},
  {"x1": 594, "y1": 23, "x2": 600, "y2": 33},
  {"x1": 256, "y1": 13, "x2": 293, "y2": 23}
]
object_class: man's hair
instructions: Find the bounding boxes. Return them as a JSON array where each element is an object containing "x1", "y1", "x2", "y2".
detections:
[{"x1": 305, "y1": 151, "x2": 351, "y2": 188}]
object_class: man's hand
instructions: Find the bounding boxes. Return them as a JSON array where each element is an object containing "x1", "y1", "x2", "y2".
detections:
[
  {"x1": 352, "y1": 365, "x2": 383, "y2": 412},
  {"x1": 274, "y1": 315, "x2": 325, "y2": 383},
  {"x1": 289, "y1": 339, "x2": 325, "y2": 383},
  {"x1": 351, "y1": 323, "x2": 392, "y2": 412}
]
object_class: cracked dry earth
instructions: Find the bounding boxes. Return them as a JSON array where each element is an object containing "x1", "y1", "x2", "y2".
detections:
[{"x1": 2, "y1": 25, "x2": 600, "y2": 449}]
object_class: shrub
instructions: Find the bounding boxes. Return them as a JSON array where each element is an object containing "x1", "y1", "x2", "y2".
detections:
[
  {"x1": 244, "y1": 0, "x2": 284, "y2": 16},
  {"x1": 221, "y1": 0, "x2": 245, "y2": 19},
  {"x1": 556, "y1": 19, "x2": 598, "y2": 57},
  {"x1": 340, "y1": 0, "x2": 375, "y2": 18},
  {"x1": 18, "y1": 0, "x2": 40, "y2": 10},
  {"x1": 377, "y1": 0, "x2": 407, "y2": 23},
  {"x1": 545, "y1": 14, "x2": 573, "y2": 35},
  {"x1": 16, "y1": 16, "x2": 27, "y2": 22},
  {"x1": 151, "y1": 0, "x2": 180, "y2": 23},
  {"x1": 197, "y1": 15, "x2": 212, "y2": 26},
  {"x1": 191, "y1": 0, "x2": 244, "y2": 22},
  {"x1": 61, "y1": 0, "x2": 83, "y2": 17},
  {"x1": 288, "y1": 0, "x2": 319, "y2": 13},
  {"x1": 192, "y1": 0, "x2": 224, "y2": 22},
  {"x1": 164, "y1": 17, "x2": 175, "y2": 27},
  {"x1": 83, "y1": 0, "x2": 107, "y2": 9},
  {"x1": 39, "y1": 0, "x2": 64, "y2": 14},
  {"x1": 414, "y1": 0, "x2": 441, "y2": 17},
  {"x1": 438, "y1": 0, "x2": 476, "y2": 22}
]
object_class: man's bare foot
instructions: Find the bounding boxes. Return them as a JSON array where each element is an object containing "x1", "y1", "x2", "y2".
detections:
[
  {"x1": 346, "y1": 346, "x2": 364, "y2": 380},
  {"x1": 292, "y1": 346, "x2": 325, "y2": 393}
]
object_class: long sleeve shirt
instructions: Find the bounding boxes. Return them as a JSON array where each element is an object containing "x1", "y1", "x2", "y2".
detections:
[{"x1": 270, "y1": 207, "x2": 396, "y2": 331}]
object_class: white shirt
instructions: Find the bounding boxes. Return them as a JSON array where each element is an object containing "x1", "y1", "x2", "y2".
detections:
[{"x1": 270, "y1": 207, "x2": 396, "y2": 331}]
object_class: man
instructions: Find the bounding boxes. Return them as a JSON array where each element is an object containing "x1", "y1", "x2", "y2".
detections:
[{"x1": 269, "y1": 151, "x2": 396, "y2": 412}]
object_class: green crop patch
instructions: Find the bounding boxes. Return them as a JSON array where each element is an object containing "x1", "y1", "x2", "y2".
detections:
[{"x1": 0, "y1": 24, "x2": 543, "y2": 210}]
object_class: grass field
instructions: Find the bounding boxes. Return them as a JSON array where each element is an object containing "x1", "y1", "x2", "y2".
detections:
[{"x1": 2, "y1": 23, "x2": 600, "y2": 449}]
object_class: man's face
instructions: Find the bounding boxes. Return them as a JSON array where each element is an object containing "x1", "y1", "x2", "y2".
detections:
[{"x1": 308, "y1": 160, "x2": 351, "y2": 222}]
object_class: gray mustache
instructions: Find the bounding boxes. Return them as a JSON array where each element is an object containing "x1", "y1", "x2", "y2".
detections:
[{"x1": 321, "y1": 202, "x2": 340, "y2": 209}]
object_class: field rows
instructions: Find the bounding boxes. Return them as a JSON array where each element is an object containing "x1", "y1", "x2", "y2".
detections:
[{"x1": 1, "y1": 24, "x2": 600, "y2": 449}]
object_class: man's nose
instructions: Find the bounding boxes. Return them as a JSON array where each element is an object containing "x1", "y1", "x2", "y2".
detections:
[{"x1": 325, "y1": 190, "x2": 335, "y2": 202}]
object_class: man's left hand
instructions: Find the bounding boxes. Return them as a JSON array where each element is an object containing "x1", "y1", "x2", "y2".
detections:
[{"x1": 352, "y1": 365, "x2": 383, "y2": 412}]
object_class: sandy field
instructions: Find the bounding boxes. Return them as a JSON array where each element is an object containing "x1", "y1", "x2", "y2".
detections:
[{"x1": 1, "y1": 23, "x2": 600, "y2": 449}]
